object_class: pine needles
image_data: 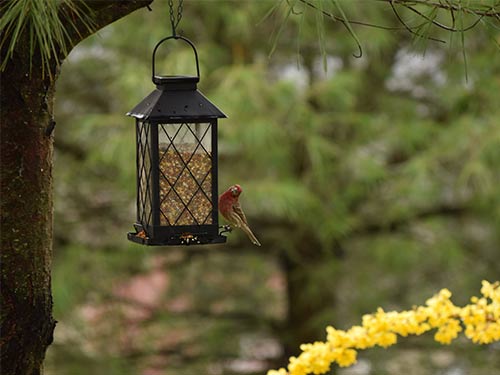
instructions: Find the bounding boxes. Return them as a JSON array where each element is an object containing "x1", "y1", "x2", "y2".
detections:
[{"x1": 0, "y1": 0, "x2": 94, "y2": 78}]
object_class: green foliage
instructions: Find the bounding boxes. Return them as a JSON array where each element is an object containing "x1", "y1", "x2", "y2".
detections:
[
  {"x1": 0, "y1": 0, "x2": 94, "y2": 76},
  {"x1": 47, "y1": 1, "x2": 500, "y2": 374}
]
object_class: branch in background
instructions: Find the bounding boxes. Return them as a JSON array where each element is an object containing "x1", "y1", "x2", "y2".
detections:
[
  {"x1": 298, "y1": 0, "x2": 405, "y2": 31},
  {"x1": 296, "y1": 0, "x2": 444, "y2": 59},
  {"x1": 384, "y1": 0, "x2": 500, "y2": 18},
  {"x1": 389, "y1": 1, "x2": 445, "y2": 42},
  {"x1": 294, "y1": 0, "x2": 499, "y2": 57},
  {"x1": 401, "y1": 2, "x2": 487, "y2": 32}
]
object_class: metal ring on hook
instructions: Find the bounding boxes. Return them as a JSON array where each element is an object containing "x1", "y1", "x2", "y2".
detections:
[{"x1": 151, "y1": 35, "x2": 200, "y2": 83}]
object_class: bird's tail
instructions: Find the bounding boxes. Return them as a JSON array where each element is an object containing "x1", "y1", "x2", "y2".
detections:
[{"x1": 241, "y1": 223, "x2": 261, "y2": 246}]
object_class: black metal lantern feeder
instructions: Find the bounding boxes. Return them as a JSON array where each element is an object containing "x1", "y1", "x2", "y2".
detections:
[{"x1": 127, "y1": 35, "x2": 227, "y2": 246}]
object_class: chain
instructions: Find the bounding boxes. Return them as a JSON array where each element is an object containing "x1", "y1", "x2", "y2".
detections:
[{"x1": 168, "y1": 0, "x2": 183, "y2": 36}]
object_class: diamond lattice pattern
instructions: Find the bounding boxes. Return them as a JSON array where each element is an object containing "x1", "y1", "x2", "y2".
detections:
[
  {"x1": 137, "y1": 121, "x2": 153, "y2": 227},
  {"x1": 158, "y1": 123, "x2": 213, "y2": 226}
]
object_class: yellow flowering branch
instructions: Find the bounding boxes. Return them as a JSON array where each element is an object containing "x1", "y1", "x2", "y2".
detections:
[{"x1": 268, "y1": 280, "x2": 500, "y2": 375}]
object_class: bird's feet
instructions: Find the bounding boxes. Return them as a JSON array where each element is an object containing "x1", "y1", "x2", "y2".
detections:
[{"x1": 219, "y1": 225, "x2": 232, "y2": 234}]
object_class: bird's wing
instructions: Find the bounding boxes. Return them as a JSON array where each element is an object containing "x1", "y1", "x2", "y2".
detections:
[
  {"x1": 227, "y1": 210, "x2": 244, "y2": 227},
  {"x1": 232, "y1": 201, "x2": 249, "y2": 225}
]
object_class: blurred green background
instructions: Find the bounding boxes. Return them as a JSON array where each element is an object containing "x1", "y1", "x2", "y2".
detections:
[{"x1": 47, "y1": 1, "x2": 500, "y2": 374}]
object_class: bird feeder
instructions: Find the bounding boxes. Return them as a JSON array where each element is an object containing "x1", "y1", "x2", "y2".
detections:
[{"x1": 127, "y1": 36, "x2": 227, "y2": 246}]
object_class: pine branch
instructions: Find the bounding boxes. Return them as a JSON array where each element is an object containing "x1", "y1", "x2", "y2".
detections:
[
  {"x1": 0, "y1": 0, "x2": 153, "y2": 77},
  {"x1": 293, "y1": 0, "x2": 499, "y2": 59},
  {"x1": 381, "y1": 0, "x2": 500, "y2": 18},
  {"x1": 297, "y1": 0, "x2": 406, "y2": 31},
  {"x1": 298, "y1": 0, "x2": 499, "y2": 32}
]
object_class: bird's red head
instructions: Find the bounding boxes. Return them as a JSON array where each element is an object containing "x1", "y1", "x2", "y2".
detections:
[{"x1": 229, "y1": 184, "x2": 242, "y2": 197}]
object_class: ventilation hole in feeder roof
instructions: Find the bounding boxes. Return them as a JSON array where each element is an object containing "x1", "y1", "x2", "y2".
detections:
[{"x1": 199, "y1": 103, "x2": 203, "y2": 107}]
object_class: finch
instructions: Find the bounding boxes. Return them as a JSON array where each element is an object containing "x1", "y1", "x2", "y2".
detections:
[{"x1": 219, "y1": 184, "x2": 261, "y2": 246}]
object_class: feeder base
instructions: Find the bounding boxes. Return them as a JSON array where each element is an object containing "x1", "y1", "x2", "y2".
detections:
[{"x1": 127, "y1": 231, "x2": 227, "y2": 246}]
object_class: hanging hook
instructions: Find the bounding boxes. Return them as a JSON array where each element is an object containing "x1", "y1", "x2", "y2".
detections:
[
  {"x1": 168, "y1": 0, "x2": 183, "y2": 37},
  {"x1": 151, "y1": 35, "x2": 200, "y2": 82}
]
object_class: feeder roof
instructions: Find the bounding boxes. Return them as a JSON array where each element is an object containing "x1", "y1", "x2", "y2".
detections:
[{"x1": 127, "y1": 77, "x2": 226, "y2": 121}]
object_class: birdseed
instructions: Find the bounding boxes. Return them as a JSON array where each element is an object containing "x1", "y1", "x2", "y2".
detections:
[{"x1": 158, "y1": 145, "x2": 213, "y2": 226}]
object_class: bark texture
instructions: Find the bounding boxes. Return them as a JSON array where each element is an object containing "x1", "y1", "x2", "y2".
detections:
[
  {"x1": 0, "y1": 49, "x2": 57, "y2": 375},
  {"x1": 0, "y1": 1, "x2": 152, "y2": 374}
]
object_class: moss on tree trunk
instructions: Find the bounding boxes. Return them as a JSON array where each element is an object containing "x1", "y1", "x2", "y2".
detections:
[
  {"x1": 0, "y1": 2, "x2": 152, "y2": 373},
  {"x1": 0, "y1": 49, "x2": 57, "y2": 374}
]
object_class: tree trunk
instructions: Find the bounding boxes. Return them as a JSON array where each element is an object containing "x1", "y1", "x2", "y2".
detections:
[
  {"x1": 280, "y1": 234, "x2": 339, "y2": 359},
  {"x1": 0, "y1": 51, "x2": 57, "y2": 375},
  {"x1": 0, "y1": 2, "x2": 151, "y2": 374}
]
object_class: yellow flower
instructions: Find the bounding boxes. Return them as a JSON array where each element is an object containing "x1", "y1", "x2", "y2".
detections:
[
  {"x1": 336, "y1": 348, "x2": 357, "y2": 367},
  {"x1": 268, "y1": 281, "x2": 500, "y2": 375}
]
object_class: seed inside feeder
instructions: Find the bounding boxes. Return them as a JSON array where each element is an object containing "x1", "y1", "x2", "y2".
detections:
[{"x1": 158, "y1": 144, "x2": 213, "y2": 226}]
